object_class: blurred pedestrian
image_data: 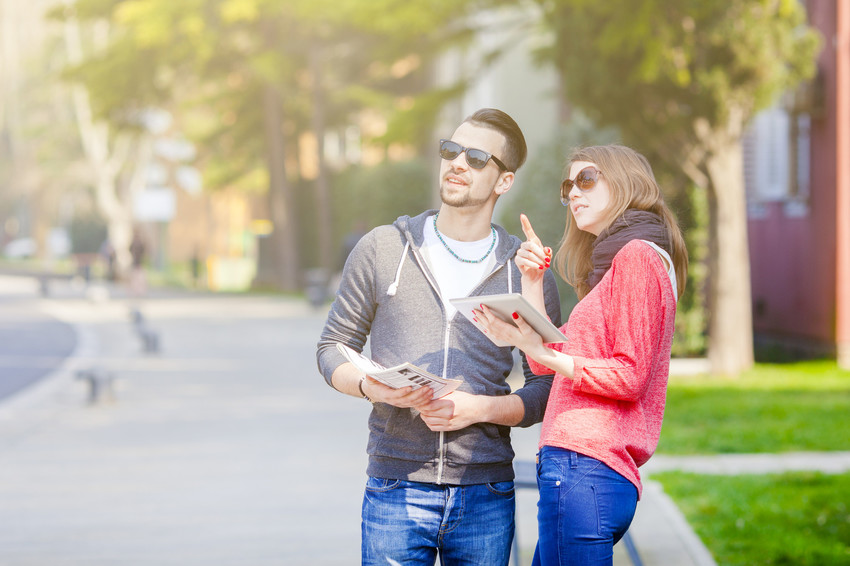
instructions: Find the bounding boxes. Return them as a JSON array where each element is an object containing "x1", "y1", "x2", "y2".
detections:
[
  {"x1": 191, "y1": 246, "x2": 202, "y2": 289},
  {"x1": 327, "y1": 222, "x2": 368, "y2": 297},
  {"x1": 99, "y1": 237, "x2": 117, "y2": 281},
  {"x1": 316, "y1": 108, "x2": 561, "y2": 566},
  {"x1": 128, "y1": 229, "x2": 147, "y2": 298},
  {"x1": 339, "y1": 221, "x2": 367, "y2": 272},
  {"x1": 476, "y1": 144, "x2": 688, "y2": 566}
]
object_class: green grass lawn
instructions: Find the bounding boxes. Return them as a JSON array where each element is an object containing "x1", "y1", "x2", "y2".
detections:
[
  {"x1": 651, "y1": 361, "x2": 850, "y2": 564},
  {"x1": 659, "y1": 360, "x2": 850, "y2": 454},
  {"x1": 652, "y1": 471, "x2": 850, "y2": 565}
]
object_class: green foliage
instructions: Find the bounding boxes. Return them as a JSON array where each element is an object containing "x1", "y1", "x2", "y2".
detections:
[
  {"x1": 55, "y1": 0, "x2": 508, "y2": 186},
  {"x1": 653, "y1": 471, "x2": 850, "y2": 565},
  {"x1": 534, "y1": 0, "x2": 821, "y2": 158},
  {"x1": 381, "y1": 84, "x2": 470, "y2": 150},
  {"x1": 53, "y1": 0, "x2": 516, "y2": 286},
  {"x1": 671, "y1": 184, "x2": 708, "y2": 357},
  {"x1": 660, "y1": 361, "x2": 850, "y2": 454},
  {"x1": 299, "y1": 159, "x2": 432, "y2": 270}
]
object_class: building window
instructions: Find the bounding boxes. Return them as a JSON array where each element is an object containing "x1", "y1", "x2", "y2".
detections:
[
  {"x1": 790, "y1": 113, "x2": 811, "y2": 200},
  {"x1": 744, "y1": 102, "x2": 811, "y2": 217},
  {"x1": 323, "y1": 125, "x2": 362, "y2": 169}
]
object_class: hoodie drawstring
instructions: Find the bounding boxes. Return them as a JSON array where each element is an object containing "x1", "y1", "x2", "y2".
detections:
[{"x1": 386, "y1": 242, "x2": 409, "y2": 296}]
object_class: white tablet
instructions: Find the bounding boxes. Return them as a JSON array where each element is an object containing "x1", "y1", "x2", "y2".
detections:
[{"x1": 450, "y1": 293, "x2": 566, "y2": 347}]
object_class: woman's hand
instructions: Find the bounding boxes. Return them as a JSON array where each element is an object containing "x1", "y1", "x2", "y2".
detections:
[
  {"x1": 475, "y1": 306, "x2": 574, "y2": 379},
  {"x1": 474, "y1": 305, "x2": 546, "y2": 358},
  {"x1": 515, "y1": 213, "x2": 552, "y2": 286}
]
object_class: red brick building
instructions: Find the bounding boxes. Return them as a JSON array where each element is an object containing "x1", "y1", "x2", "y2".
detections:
[{"x1": 746, "y1": 0, "x2": 850, "y2": 367}]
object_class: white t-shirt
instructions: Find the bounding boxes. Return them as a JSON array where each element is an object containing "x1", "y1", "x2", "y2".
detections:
[{"x1": 420, "y1": 216, "x2": 499, "y2": 318}]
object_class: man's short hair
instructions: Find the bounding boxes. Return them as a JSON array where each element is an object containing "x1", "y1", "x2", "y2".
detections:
[{"x1": 464, "y1": 108, "x2": 527, "y2": 173}]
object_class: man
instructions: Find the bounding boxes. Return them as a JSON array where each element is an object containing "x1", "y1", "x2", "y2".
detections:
[{"x1": 316, "y1": 108, "x2": 561, "y2": 565}]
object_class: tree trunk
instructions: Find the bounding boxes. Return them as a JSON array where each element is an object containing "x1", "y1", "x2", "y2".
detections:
[
  {"x1": 310, "y1": 47, "x2": 333, "y2": 272},
  {"x1": 256, "y1": 84, "x2": 299, "y2": 291},
  {"x1": 704, "y1": 139, "x2": 755, "y2": 375},
  {"x1": 63, "y1": 8, "x2": 137, "y2": 277},
  {"x1": 1, "y1": 0, "x2": 22, "y2": 242}
]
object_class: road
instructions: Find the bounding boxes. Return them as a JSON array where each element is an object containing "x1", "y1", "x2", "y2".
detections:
[{"x1": 0, "y1": 277, "x2": 76, "y2": 400}]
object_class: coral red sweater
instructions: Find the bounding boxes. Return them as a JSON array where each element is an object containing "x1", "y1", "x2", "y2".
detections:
[{"x1": 528, "y1": 240, "x2": 677, "y2": 498}]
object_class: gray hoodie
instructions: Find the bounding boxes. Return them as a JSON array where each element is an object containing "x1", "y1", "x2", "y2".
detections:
[{"x1": 317, "y1": 210, "x2": 561, "y2": 485}]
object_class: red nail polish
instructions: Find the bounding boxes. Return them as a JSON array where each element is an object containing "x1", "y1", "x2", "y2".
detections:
[
  {"x1": 512, "y1": 312, "x2": 519, "y2": 320},
  {"x1": 539, "y1": 265, "x2": 544, "y2": 269}
]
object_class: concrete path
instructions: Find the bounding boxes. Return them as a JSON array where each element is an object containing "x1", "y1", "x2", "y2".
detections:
[
  {"x1": 645, "y1": 451, "x2": 850, "y2": 475},
  {"x1": 0, "y1": 275, "x2": 844, "y2": 566}
]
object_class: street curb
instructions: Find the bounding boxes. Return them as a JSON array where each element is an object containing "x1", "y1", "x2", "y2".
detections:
[{"x1": 642, "y1": 480, "x2": 718, "y2": 566}]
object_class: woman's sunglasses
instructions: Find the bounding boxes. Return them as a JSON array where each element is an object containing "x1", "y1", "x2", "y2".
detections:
[
  {"x1": 439, "y1": 139, "x2": 508, "y2": 171},
  {"x1": 560, "y1": 166, "x2": 603, "y2": 206}
]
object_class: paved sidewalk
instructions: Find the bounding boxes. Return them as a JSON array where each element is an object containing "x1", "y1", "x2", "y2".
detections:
[
  {"x1": 645, "y1": 451, "x2": 850, "y2": 475},
  {"x1": 0, "y1": 278, "x2": 371, "y2": 565},
  {"x1": 6, "y1": 275, "x2": 842, "y2": 565}
]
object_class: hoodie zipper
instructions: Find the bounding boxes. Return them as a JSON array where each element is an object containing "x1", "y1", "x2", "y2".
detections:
[
  {"x1": 407, "y1": 243, "x2": 450, "y2": 484},
  {"x1": 436, "y1": 320, "x2": 452, "y2": 485},
  {"x1": 434, "y1": 261, "x2": 510, "y2": 484},
  {"x1": 403, "y1": 224, "x2": 511, "y2": 485}
]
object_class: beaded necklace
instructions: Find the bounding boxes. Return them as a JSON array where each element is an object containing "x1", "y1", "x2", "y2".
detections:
[{"x1": 432, "y1": 213, "x2": 496, "y2": 264}]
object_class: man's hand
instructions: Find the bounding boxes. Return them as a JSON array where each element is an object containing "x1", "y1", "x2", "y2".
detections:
[
  {"x1": 418, "y1": 391, "x2": 483, "y2": 431},
  {"x1": 362, "y1": 376, "x2": 435, "y2": 408}
]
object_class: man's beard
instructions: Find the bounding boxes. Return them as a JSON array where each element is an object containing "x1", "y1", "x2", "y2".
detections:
[{"x1": 439, "y1": 180, "x2": 493, "y2": 208}]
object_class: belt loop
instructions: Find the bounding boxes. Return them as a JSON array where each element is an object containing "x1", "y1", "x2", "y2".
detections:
[{"x1": 569, "y1": 450, "x2": 578, "y2": 469}]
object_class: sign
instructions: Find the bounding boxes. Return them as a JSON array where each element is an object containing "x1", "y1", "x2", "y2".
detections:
[{"x1": 133, "y1": 188, "x2": 176, "y2": 222}]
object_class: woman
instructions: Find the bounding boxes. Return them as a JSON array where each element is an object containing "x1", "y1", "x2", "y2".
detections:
[{"x1": 476, "y1": 144, "x2": 688, "y2": 565}]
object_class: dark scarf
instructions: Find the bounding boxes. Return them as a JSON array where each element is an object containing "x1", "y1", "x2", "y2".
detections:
[{"x1": 587, "y1": 209, "x2": 671, "y2": 291}]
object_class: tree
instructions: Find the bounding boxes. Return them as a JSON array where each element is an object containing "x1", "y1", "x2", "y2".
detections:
[
  {"x1": 534, "y1": 0, "x2": 821, "y2": 375},
  {"x1": 54, "y1": 0, "x2": 504, "y2": 291},
  {"x1": 59, "y1": 0, "x2": 148, "y2": 274},
  {"x1": 1, "y1": 0, "x2": 93, "y2": 261}
]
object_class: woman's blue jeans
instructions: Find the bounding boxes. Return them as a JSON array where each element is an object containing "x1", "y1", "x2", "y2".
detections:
[
  {"x1": 532, "y1": 446, "x2": 638, "y2": 566},
  {"x1": 361, "y1": 477, "x2": 515, "y2": 566}
]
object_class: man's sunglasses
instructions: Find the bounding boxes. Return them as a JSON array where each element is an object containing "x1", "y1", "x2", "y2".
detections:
[
  {"x1": 439, "y1": 139, "x2": 508, "y2": 172},
  {"x1": 560, "y1": 166, "x2": 603, "y2": 206}
]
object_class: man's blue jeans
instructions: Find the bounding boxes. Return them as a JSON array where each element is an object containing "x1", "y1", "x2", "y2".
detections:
[
  {"x1": 532, "y1": 446, "x2": 638, "y2": 566},
  {"x1": 361, "y1": 477, "x2": 515, "y2": 566}
]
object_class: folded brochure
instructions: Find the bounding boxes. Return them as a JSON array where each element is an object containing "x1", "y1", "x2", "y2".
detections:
[{"x1": 336, "y1": 343, "x2": 461, "y2": 399}]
